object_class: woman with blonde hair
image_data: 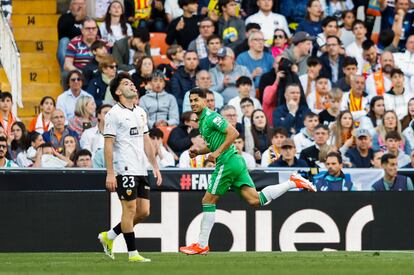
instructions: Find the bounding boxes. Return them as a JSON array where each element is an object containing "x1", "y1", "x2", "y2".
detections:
[{"x1": 68, "y1": 96, "x2": 97, "y2": 137}]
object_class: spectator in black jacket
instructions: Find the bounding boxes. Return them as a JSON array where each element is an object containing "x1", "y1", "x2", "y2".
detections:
[
  {"x1": 170, "y1": 51, "x2": 198, "y2": 113},
  {"x1": 167, "y1": 111, "x2": 199, "y2": 157},
  {"x1": 300, "y1": 124, "x2": 330, "y2": 167},
  {"x1": 320, "y1": 35, "x2": 345, "y2": 84},
  {"x1": 82, "y1": 41, "x2": 108, "y2": 88},
  {"x1": 270, "y1": 138, "x2": 308, "y2": 167}
]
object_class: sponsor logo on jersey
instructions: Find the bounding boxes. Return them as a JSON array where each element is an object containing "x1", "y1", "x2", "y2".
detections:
[{"x1": 130, "y1": 127, "x2": 139, "y2": 136}]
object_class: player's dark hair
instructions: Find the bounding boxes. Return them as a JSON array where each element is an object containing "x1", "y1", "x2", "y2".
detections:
[
  {"x1": 236, "y1": 76, "x2": 252, "y2": 87},
  {"x1": 343, "y1": 56, "x2": 358, "y2": 67},
  {"x1": 0, "y1": 91, "x2": 13, "y2": 102},
  {"x1": 390, "y1": 68, "x2": 404, "y2": 78},
  {"x1": 189, "y1": 87, "x2": 208, "y2": 98},
  {"x1": 272, "y1": 127, "x2": 288, "y2": 138},
  {"x1": 240, "y1": 97, "x2": 254, "y2": 106},
  {"x1": 307, "y1": 56, "x2": 321, "y2": 67},
  {"x1": 326, "y1": 151, "x2": 342, "y2": 164},
  {"x1": 385, "y1": 130, "x2": 402, "y2": 141},
  {"x1": 362, "y1": 39, "x2": 375, "y2": 51},
  {"x1": 381, "y1": 153, "x2": 397, "y2": 164},
  {"x1": 110, "y1": 72, "x2": 133, "y2": 102},
  {"x1": 322, "y1": 16, "x2": 337, "y2": 28},
  {"x1": 149, "y1": 127, "x2": 164, "y2": 139}
]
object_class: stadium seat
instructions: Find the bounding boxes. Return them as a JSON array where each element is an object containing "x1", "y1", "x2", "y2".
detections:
[
  {"x1": 157, "y1": 125, "x2": 176, "y2": 146},
  {"x1": 150, "y1": 32, "x2": 168, "y2": 56},
  {"x1": 153, "y1": 55, "x2": 171, "y2": 67},
  {"x1": 371, "y1": 33, "x2": 379, "y2": 45}
]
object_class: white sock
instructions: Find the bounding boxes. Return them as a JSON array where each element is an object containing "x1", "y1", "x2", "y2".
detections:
[
  {"x1": 260, "y1": 180, "x2": 296, "y2": 204},
  {"x1": 128, "y1": 250, "x2": 138, "y2": 257},
  {"x1": 107, "y1": 229, "x2": 118, "y2": 240},
  {"x1": 198, "y1": 204, "x2": 216, "y2": 248}
]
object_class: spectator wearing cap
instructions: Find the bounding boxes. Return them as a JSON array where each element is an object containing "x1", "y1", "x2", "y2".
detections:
[
  {"x1": 112, "y1": 27, "x2": 151, "y2": 72},
  {"x1": 139, "y1": 71, "x2": 180, "y2": 128},
  {"x1": 384, "y1": 68, "x2": 414, "y2": 120},
  {"x1": 372, "y1": 153, "x2": 414, "y2": 191},
  {"x1": 269, "y1": 138, "x2": 308, "y2": 168},
  {"x1": 345, "y1": 128, "x2": 374, "y2": 168},
  {"x1": 319, "y1": 36, "x2": 345, "y2": 84},
  {"x1": 281, "y1": 31, "x2": 314, "y2": 76},
  {"x1": 234, "y1": 23, "x2": 261, "y2": 57},
  {"x1": 188, "y1": 18, "x2": 216, "y2": 60},
  {"x1": 209, "y1": 47, "x2": 254, "y2": 103},
  {"x1": 245, "y1": 0, "x2": 291, "y2": 47},
  {"x1": 236, "y1": 31, "x2": 274, "y2": 88},
  {"x1": 314, "y1": 151, "x2": 355, "y2": 191}
]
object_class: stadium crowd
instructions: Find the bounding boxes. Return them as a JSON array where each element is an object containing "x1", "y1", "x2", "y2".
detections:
[{"x1": 1, "y1": 0, "x2": 414, "y2": 190}]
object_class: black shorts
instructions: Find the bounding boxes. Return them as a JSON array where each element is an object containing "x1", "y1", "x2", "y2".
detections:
[{"x1": 115, "y1": 175, "x2": 150, "y2": 201}]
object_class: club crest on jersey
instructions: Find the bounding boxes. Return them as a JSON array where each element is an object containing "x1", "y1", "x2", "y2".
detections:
[
  {"x1": 126, "y1": 189, "x2": 132, "y2": 196},
  {"x1": 130, "y1": 127, "x2": 139, "y2": 136}
]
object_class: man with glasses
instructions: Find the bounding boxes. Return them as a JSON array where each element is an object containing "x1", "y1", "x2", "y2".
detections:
[
  {"x1": 320, "y1": 36, "x2": 345, "y2": 84},
  {"x1": 236, "y1": 31, "x2": 274, "y2": 88},
  {"x1": 220, "y1": 105, "x2": 243, "y2": 134},
  {"x1": 188, "y1": 18, "x2": 216, "y2": 59}
]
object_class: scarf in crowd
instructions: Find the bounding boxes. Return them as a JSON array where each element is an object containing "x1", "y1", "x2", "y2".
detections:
[
  {"x1": 133, "y1": 0, "x2": 151, "y2": 22},
  {"x1": 349, "y1": 89, "x2": 362, "y2": 112},
  {"x1": 190, "y1": 154, "x2": 205, "y2": 168},
  {"x1": 32, "y1": 113, "x2": 53, "y2": 134},
  {"x1": 0, "y1": 111, "x2": 17, "y2": 136},
  {"x1": 315, "y1": 91, "x2": 329, "y2": 111},
  {"x1": 373, "y1": 68, "x2": 385, "y2": 96}
]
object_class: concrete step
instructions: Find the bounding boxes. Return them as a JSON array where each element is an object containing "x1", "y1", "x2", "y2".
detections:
[
  {"x1": 20, "y1": 53, "x2": 59, "y2": 67},
  {"x1": 21, "y1": 67, "x2": 60, "y2": 84},
  {"x1": 19, "y1": 116, "x2": 35, "y2": 127},
  {"x1": 17, "y1": 40, "x2": 58, "y2": 53},
  {"x1": 22, "y1": 83, "x2": 62, "y2": 99},
  {"x1": 12, "y1": 14, "x2": 59, "y2": 28},
  {"x1": 14, "y1": 0, "x2": 56, "y2": 15},
  {"x1": 18, "y1": 97, "x2": 44, "y2": 117},
  {"x1": 14, "y1": 27, "x2": 58, "y2": 41}
]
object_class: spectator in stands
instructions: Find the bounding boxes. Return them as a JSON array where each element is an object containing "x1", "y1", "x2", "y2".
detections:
[
  {"x1": 74, "y1": 149, "x2": 93, "y2": 168},
  {"x1": 340, "y1": 74, "x2": 369, "y2": 122},
  {"x1": 215, "y1": 0, "x2": 246, "y2": 49},
  {"x1": 345, "y1": 128, "x2": 374, "y2": 168},
  {"x1": 372, "y1": 110, "x2": 410, "y2": 154},
  {"x1": 62, "y1": 135, "x2": 80, "y2": 165},
  {"x1": 246, "y1": 109, "x2": 272, "y2": 164},
  {"x1": 306, "y1": 75, "x2": 330, "y2": 114},
  {"x1": 319, "y1": 88, "x2": 343, "y2": 126},
  {"x1": 148, "y1": 128, "x2": 175, "y2": 168},
  {"x1": 394, "y1": 35, "x2": 414, "y2": 91},
  {"x1": 239, "y1": 97, "x2": 256, "y2": 129},
  {"x1": 33, "y1": 142, "x2": 71, "y2": 168},
  {"x1": 64, "y1": 17, "x2": 102, "y2": 72},
  {"x1": 210, "y1": 47, "x2": 253, "y2": 103},
  {"x1": 236, "y1": 31, "x2": 274, "y2": 87},
  {"x1": 43, "y1": 109, "x2": 79, "y2": 152},
  {"x1": 131, "y1": 56, "x2": 156, "y2": 98},
  {"x1": 80, "y1": 104, "x2": 111, "y2": 157},
  {"x1": 320, "y1": 36, "x2": 345, "y2": 84},
  {"x1": 345, "y1": 20, "x2": 367, "y2": 72},
  {"x1": 380, "y1": 0, "x2": 413, "y2": 50},
  {"x1": 28, "y1": 96, "x2": 55, "y2": 134},
  {"x1": 171, "y1": 51, "x2": 198, "y2": 112},
  {"x1": 8, "y1": 122, "x2": 30, "y2": 162},
  {"x1": 165, "y1": 0, "x2": 183, "y2": 23},
  {"x1": 340, "y1": 10, "x2": 356, "y2": 48},
  {"x1": 179, "y1": 129, "x2": 209, "y2": 168},
  {"x1": 371, "y1": 150, "x2": 384, "y2": 169},
  {"x1": 281, "y1": 31, "x2": 314, "y2": 76},
  {"x1": 228, "y1": 76, "x2": 262, "y2": 123},
  {"x1": 384, "y1": 131, "x2": 411, "y2": 167},
  {"x1": 166, "y1": 0, "x2": 202, "y2": 49},
  {"x1": 330, "y1": 110, "x2": 355, "y2": 153},
  {"x1": 158, "y1": 44, "x2": 184, "y2": 79},
  {"x1": 0, "y1": 124, "x2": 5, "y2": 138},
  {"x1": 233, "y1": 135, "x2": 256, "y2": 169},
  {"x1": 168, "y1": 111, "x2": 198, "y2": 157},
  {"x1": 300, "y1": 124, "x2": 330, "y2": 167},
  {"x1": 57, "y1": 70, "x2": 93, "y2": 120},
  {"x1": 82, "y1": 41, "x2": 109, "y2": 88},
  {"x1": 125, "y1": 0, "x2": 166, "y2": 32},
  {"x1": 112, "y1": 27, "x2": 151, "y2": 72},
  {"x1": 372, "y1": 153, "x2": 413, "y2": 191},
  {"x1": 68, "y1": 96, "x2": 97, "y2": 137},
  {"x1": 0, "y1": 136, "x2": 17, "y2": 167},
  {"x1": 57, "y1": 0, "x2": 87, "y2": 69},
  {"x1": 400, "y1": 98, "x2": 414, "y2": 131},
  {"x1": 16, "y1": 132, "x2": 45, "y2": 167},
  {"x1": 314, "y1": 151, "x2": 354, "y2": 191},
  {"x1": 269, "y1": 138, "x2": 308, "y2": 168},
  {"x1": 139, "y1": 71, "x2": 179, "y2": 127},
  {"x1": 300, "y1": 56, "x2": 323, "y2": 99},
  {"x1": 384, "y1": 68, "x2": 414, "y2": 120},
  {"x1": 260, "y1": 127, "x2": 287, "y2": 167},
  {"x1": 333, "y1": 56, "x2": 358, "y2": 93},
  {"x1": 322, "y1": 0, "x2": 353, "y2": 19},
  {"x1": 99, "y1": 1, "x2": 133, "y2": 47},
  {"x1": 271, "y1": 29, "x2": 289, "y2": 58},
  {"x1": 273, "y1": 83, "x2": 310, "y2": 136},
  {"x1": 360, "y1": 39, "x2": 380, "y2": 78},
  {"x1": 314, "y1": 16, "x2": 340, "y2": 56},
  {"x1": 293, "y1": 112, "x2": 318, "y2": 155},
  {"x1": 182, "y1": 70, "x2": 224, "y2": 112},
  {"x1": 188, "y1": 17, "x2": 215, "y2": 59},
  {"x1": 261, "y1": 57, "x2": 282, "y2": 123},
  {"x1": 199, "y1": 35, "x2": 222, "y2": 71},
  {"x1": 402, "y1": 150, "x2": 414, "y2": 168},
  {"x1": 365, "y1": 51, "x2": 395, "y2": 97},
  {"x1": 245, "y1": 0, "x2": 291, "y2": 47},
  {"x1": 234, "y1": 23, "x2": 261, "y2": 57},
  {"x1": 359, "y1": 96, "x2": 385, "y2": 136},
  {"x1": 86, "y1": 55, "x2": 117, "y2": 107},
  {"x1": 0, "y1": 92, "x2": 19, "y2": 136},
  {"x1": 296, "y1": 0, "x2": 323, "y2": 37}
]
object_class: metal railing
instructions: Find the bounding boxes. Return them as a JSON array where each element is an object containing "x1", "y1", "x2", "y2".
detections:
[{"x1": 0, "y1": 6, "x2": 22, "y2": 113}]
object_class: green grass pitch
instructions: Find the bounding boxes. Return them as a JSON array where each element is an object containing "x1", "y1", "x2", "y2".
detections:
[{"x1": 1, "y1": 252, "x2": 414, "y2": 275}]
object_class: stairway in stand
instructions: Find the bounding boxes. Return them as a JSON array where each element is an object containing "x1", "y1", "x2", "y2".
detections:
[{"x1": 7, "y1": 0, "x2": 61, "y2": 127}]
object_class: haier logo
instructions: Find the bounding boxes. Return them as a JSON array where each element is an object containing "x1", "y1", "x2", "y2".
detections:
[{"x1": 130, "y1": 127, "x2": 138, "y2": 136}]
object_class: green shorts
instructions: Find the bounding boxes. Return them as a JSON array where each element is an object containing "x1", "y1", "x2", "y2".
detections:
[{"x1": 208, "y1": 153, "x2": 255, "y2": 196}]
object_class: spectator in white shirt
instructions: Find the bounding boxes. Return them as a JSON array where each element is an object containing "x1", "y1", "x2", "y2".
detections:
[
  {"x1": 179, "y1": 129, "x2": 209, "y2": 168},
  {"x1": 384, "y1": 68, "x2": 414, "y2": 120},
  {"x1": 365, "y1": 51, "x2": 395, "y2": 97},
  {"x1": 233, "y1": 135, "x2": 256, "y2": 169},
  {"x1": 293, "y1": 112, "x2": 318, "y2": 155},
  {"x1": 394, "y1": 35, "x2": 414, "y2": 92},
  {"x1": 300, "y1": 56, "x2": 323, "y2": 98},
  {"x1": 306, "y1": 75, "x2": 330, "y2": 114},
  {"x1": 148, "y1": 128, "x2": 175, "y2": 168},
  {"x1": 345, "y1": 20, "x2": 367, "y2": 71}
]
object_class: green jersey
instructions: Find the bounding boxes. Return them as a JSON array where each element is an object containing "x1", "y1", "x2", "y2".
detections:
[{"x1": 198, "y1": 107, "x2": 237, "y2": 163}]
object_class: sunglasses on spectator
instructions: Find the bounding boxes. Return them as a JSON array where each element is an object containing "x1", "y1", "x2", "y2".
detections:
[{"x1": 70, "y1": 78, "x2": 82, "y2": 82}]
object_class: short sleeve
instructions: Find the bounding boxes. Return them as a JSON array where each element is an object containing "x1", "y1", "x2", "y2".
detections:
[
  {"x1": 142, "y1": 111, "x2": 149, "y2": 134},
  {"x1": 210, "y1": 113, "x2": 228, "y2": 133},
  {"x1": 103, "y1": 111, "x2": 117, "y2": 137}
]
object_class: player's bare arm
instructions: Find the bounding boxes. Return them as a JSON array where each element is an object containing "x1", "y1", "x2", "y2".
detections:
[
  {"x1": 104, "y1": 137, "x2": 117, "y2": 192},
  {"x1": 144, "y1": 133, "x2": 162, "y2": 186},
  {"x1": 208, "y1": 123, "x2": 239, "y2": 163}
]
